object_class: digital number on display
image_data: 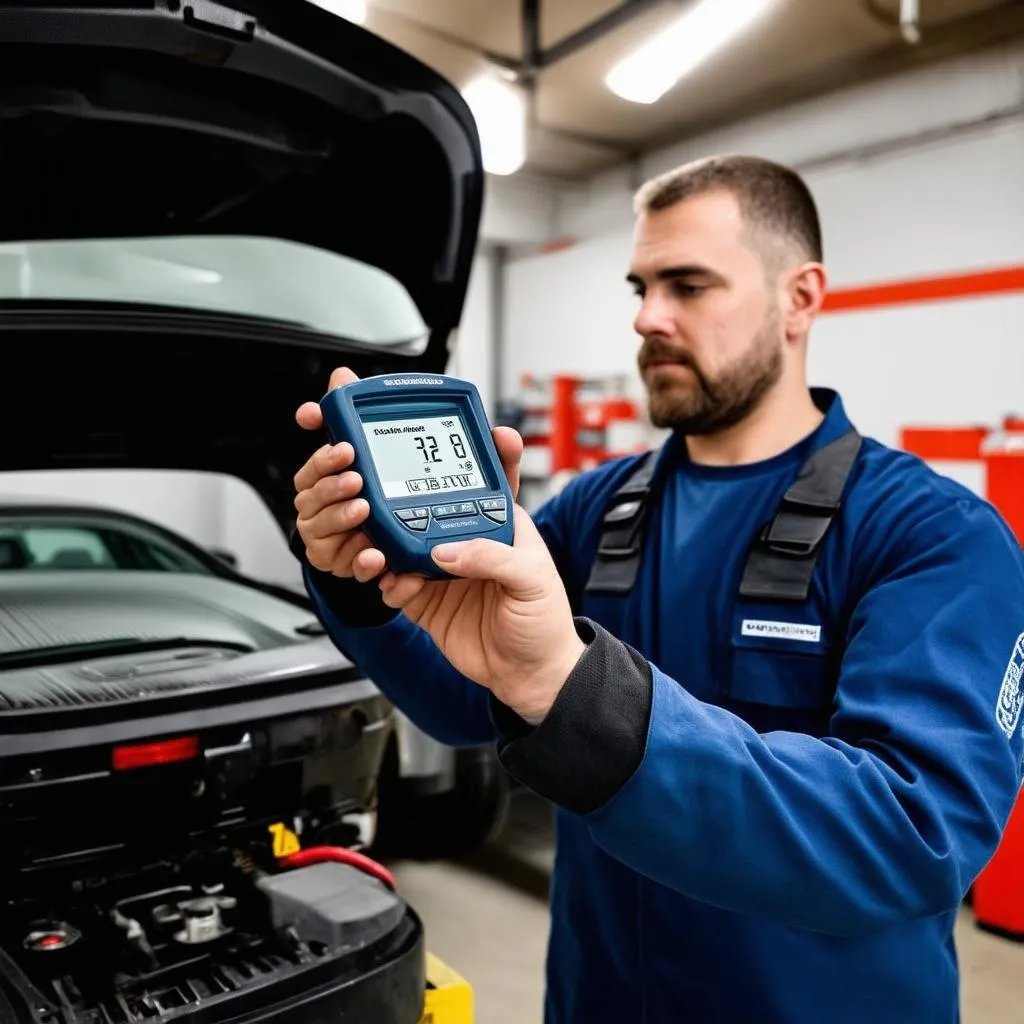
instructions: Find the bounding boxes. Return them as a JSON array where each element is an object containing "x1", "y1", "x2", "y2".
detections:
[{"x1": 361, "y1": 415, "x2": 485, "y2": 498}]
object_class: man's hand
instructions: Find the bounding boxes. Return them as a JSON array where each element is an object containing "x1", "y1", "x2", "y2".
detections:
[
  {"x1": 378, "y1": 507, "x2": 587, "y2": 724},
  {"x1": 293, "y1": 366, "x2": 586, "y2": 723},
  {"x1": 293, "y1": 368, "x2": 378, "y2": 578}
]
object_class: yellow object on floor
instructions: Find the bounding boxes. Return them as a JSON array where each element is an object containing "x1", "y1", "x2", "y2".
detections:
[{"x1": 420, "y1": 952, "x2": 473, "y2": 1023}]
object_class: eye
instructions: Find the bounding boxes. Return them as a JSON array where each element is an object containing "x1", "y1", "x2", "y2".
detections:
[{"x1": 672, "y1": 281, "x2": 704, "y2": 298}]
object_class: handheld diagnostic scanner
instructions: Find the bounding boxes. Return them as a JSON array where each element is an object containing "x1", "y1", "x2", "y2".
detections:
[{"x1": 319, "y1": 373, "x2": 515, "y2": 579}]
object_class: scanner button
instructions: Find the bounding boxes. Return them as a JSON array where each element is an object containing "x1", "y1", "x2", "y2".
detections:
[
  {"x1": 431, "y1": 504, "x2": 459, "y2": 518},
  {"x1": 480, "y1": 498, "x2": 506, "y2": 512},
  {"x1": 398, "y1": 515, "x2": 429, "y2": 532},
  {"x1": 483, "y1": 510, "x2": 508, "y2": 525},
  {"x1": 454, "y1": 502, "x2": 478, "y2": 515},
  {"x1": 395, "y1": 509, "x2": 420, "y2": 522}
]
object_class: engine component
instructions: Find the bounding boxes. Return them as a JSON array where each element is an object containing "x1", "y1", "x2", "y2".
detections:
[
  {"x1": 23, "y1": 921, "x2": 80, "y2": 952},
  {"x1": 111, "y1": 908, "x2": 158, "y2": 968},
  {"x1": 2, "y1": 857, "x2": 423, "y2": 1024},
  {"x1": 152, "y1": 889, "x2": 238, "y2": 945},
  {"x1": 258, "y1": 861, "x2": 405, "y2": 954}
]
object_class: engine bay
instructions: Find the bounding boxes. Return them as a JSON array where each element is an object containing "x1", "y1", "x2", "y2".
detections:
[
  {"x1": 0, "y1": 846, "x2": 420, "y2": 1024},
  {"x1": 0, "y1": 693, "x2": 423, "y2": 1023}
]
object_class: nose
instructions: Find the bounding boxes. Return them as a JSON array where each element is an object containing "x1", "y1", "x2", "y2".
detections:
[{"x1": 633, "y1": 288, "x2": 674, "y2": 340}]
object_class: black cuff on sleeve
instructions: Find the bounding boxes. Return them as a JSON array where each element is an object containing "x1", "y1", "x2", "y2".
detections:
[
  {"x1": 491, "y1": 618, "x2": 653, "y2": 816},
  {"x1": 288, "y1": 522, "x2": 399, "y2": 629}
]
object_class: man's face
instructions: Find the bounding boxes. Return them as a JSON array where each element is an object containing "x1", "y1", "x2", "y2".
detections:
[{"x1": 628, "y1": 189, "x2": 784, "y2": 433}]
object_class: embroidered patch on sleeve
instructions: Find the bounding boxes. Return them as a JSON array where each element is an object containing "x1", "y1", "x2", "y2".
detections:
[{"x1": 996, "y1": 632, "x2": 1024, "y2": 739}]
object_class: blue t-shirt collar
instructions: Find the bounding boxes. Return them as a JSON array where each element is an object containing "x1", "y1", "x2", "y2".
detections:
[{"x1": 654, "y1": 388, "x2": 856, "y2": 481}]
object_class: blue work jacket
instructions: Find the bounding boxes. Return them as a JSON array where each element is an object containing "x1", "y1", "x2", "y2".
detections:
[{"x1": 302, "y1": 389, "x2": 1024, "y2": 1023}]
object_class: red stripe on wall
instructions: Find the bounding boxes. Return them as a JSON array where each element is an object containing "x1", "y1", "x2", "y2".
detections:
[
  {"x1": 822, "y1": 265, "x2": 1024, "y2": 313},
  {"x1": 900, "y1": 427, "x2": 988, "y2": 461}
]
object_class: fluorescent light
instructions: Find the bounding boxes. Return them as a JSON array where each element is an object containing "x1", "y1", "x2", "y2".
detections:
[
  {"x1": 306, "y1": 0, "x2": 366, "y2": 25},
  {"x1": 606, "y1": 0, "x2": 777, "y2": 105},
  {"x1": 462, "y1": 73, "x2": 527, "y2": 176}
]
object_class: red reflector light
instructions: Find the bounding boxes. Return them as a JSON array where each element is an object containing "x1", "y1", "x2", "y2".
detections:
[
  {"x1": 112, "y1": 736, "x2": 200, "y2": 771},
  {"x1": 39, "y1": 935, "x2": 64, "y2": 948}
]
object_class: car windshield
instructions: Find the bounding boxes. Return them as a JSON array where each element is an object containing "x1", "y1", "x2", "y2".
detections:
[
  {"x1": 0, "y1": 235, "x2": 430, "y2": 350},
  {"x1": 0, "y1": 516, "x2": 214, "y2": 574}
]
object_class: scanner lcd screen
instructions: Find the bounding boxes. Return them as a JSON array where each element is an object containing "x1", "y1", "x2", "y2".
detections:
[{"x1": 362, "y1": 413, "x2": 484, "y2": 499}]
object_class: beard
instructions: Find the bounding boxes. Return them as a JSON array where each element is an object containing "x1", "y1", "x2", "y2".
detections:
[{"x1": 639, "y1": 313, "x2": 783, "y2": 434}]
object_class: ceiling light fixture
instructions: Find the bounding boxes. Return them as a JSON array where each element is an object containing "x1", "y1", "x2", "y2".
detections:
[
  {"x1": 462, "y1": 72, "x2": 527, "y2": 176},
  {"x1": 605, "y1": 0, "x2": 778, "y2": 105},
  {"x1": 306, "y1": 0, "x2": 366, "y2": 25},
  {"x1": 900, "y1": 0, "x2": 921, "y2": 44}
]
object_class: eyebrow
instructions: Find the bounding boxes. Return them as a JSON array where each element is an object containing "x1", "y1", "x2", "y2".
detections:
[{"x1": 626, "y1": 264, "x2": 723, "y2": 287}]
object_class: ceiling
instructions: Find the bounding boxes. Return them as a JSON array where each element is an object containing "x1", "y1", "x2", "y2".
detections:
[{"x1": 354, "y1": 0, "x2": 1024, "y2": 179}]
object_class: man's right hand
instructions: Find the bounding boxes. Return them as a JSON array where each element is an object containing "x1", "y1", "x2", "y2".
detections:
[{"x1": 292, "y1": 366, "x2": 524, "y2": 583}]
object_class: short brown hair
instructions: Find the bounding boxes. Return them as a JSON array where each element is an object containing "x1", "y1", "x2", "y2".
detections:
[{"x1": 633, "y1": 154, "x2": 823, "y2": 265}]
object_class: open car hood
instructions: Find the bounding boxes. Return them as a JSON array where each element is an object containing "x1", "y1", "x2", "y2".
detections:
[{"x1": 0, "y1": 1, "x2": 485, "y2": 529}]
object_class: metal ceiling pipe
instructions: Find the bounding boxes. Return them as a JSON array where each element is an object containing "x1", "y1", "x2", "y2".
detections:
[
  {"x1": 512, "y1": 0, "x2": 657, "y2": 158},
  {"x1": 517, "y1": 0, "x2": 668, "y2": 74},
  {"x1": 537, "y1": 0, "x2": 669, "y2": 69},
  {"x1": 900, "y1": 0, "x2": 921, "y2": 44},
  {"x1": 521, "y1": 0, "x2": 541, "y2": 83}
]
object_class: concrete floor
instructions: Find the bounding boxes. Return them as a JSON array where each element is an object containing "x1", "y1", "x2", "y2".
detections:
[{"x1": 391, "y1": 792, "x2": 1024, "y2": 1024}]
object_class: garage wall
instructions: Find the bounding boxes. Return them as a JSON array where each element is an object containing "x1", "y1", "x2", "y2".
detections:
[
  {"x1": 480, "y1": 175, "x2": 563, "y2": 246},
  {"x1": 502, "y1": 40, "x2": 1024, "y2": 493},
  {"x1": 446, "y1": 250, "x2": 496, "y2": 415}
]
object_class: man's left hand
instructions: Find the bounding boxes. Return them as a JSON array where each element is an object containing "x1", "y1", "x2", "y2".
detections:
[{"x1": 377, "y1": 504, "x2": 586, "y2": 724}]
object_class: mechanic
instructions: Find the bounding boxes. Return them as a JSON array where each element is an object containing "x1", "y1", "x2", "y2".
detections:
[{"x1": 289, "y1": 155, "x2": 1024, "y2": 1023}]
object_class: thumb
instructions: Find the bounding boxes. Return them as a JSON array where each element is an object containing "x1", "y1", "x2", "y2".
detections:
[
  {"x1": 431, "y1": 536, "x2": 540, "y2": 597},
  {"x1": 430, "y1": 506, "x2": 548, "y2": 596}
]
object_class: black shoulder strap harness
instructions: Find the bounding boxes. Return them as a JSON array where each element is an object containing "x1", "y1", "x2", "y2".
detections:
[{"x1": 584, "y1": 428, "x2": 863, "y2": 600}]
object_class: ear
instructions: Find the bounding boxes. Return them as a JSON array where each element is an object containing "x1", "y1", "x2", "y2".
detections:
[{"x1": 782, "y1": 262, "x2": 828, "y2": 343}]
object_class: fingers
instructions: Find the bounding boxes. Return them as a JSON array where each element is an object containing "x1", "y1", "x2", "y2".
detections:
[
  {"x1": 300, "y1": 497, "x2": 370, "y2": 541},
  {"x1": 352, "y1": 546, "x2": 387, "y2": 583},
  {"x1": 379, "y1": 570, "x2": 429, "y2": 610},
  {"x1": 292, "y1": 441, "x2": 355, "y2": 494},
  {"x1": 492, "y1": 426, "x2": 524, "y2": 500},
  {"x1": 295, "y1": 468, "x2": 363, "y2": 520},
  {"x1": 329, "y1": 532, "x2": 375, "y2": 578},
  {"x1": 295, "y1": 402, "x2": 323, "y2": 431},
  {"x1": 296, "y1": 487, "x2": 370, "y2": 572},
  {"x1": 292, "y1": 367, "x2": 378, "y2": 579},
  {"x1": 303, "y1": 522, "x2": 376, "y2": 576}
]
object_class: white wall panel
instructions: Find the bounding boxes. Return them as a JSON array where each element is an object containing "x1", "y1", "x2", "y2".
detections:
[
  {"x1": 447, "y1": 251, "x2": 496, "y2": 414},
  {"x1": 808, "y1": 119, "x2": 1024, "y2": 286},
  {"x1": 480, "y1": 174, "x2": 564, "y2": 245},
  {"x1": 808, "y1": 294, "x2": 1024, "y2": 449}
]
